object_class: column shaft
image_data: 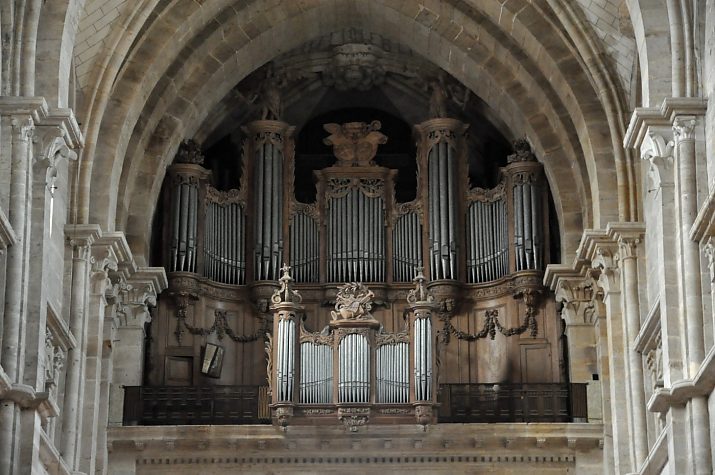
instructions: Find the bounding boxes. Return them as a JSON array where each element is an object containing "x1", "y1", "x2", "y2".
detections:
[
  {"x1": 0, "y1": 117, "x2": 33, "y2": 475},
  {"x1": 674, "y1": 117, "x2": 712, "y2": 474},
  {"x1": 620, "y1": 248, "x2": 648, "y2": 468},
  {"x1": 60, "y1": 243, "x2": 90, "y2": 468}
]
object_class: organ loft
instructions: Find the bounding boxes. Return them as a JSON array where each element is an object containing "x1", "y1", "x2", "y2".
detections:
[{"x1": 132, "y1": 73, "x2": 581, "y2": 431}]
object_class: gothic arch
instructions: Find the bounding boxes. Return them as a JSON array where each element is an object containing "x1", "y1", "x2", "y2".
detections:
[{"x1": 77, "y1": 0, "x2": 633, "y2": 266}]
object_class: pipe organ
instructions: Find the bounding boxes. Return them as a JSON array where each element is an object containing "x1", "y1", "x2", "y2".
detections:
[{"x1": 150, "y1": 117, "x2": 562, "y2": 431}]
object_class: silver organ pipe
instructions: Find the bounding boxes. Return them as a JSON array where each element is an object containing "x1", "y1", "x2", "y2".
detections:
[
  {"x1": 466, "y1": 194, "x2": 509, "y2": 283},
  {"x1": 290, "y1": 208, "x2": 319, "y2": 282},
  {"x1": 338, "y1": 333, "x2": 369, "y2": 403},
  {"x1": 376, "y1": 342, "x2": 409, "y2": 403},
  {"x1": 393, "y1": 210, "x2": 422, "y2": 282},
  {"x1": 413, "y1": 315, "x2": 433, "y2": 402},
  {"x1": 512, "y1": 174, "x2": 544, "y2": 271},
  {"x1": 276, "y1": 317, "x2": 297, "y2": 402},
  {"x1": 249, "y1": 122, "x2": 288, "y2": 282},
  {"x1": 299, "y1": 339, "x2": 333, "y2": 404},
  {"x1": 327, "y1": 182, "x2": 386, "y2": 282},
  {"x1": 427, "y1": 140, "x2": 458, "y2": 280},
  {"x1": 202, "y1": 189, "x2": 246, "y2": 285}
]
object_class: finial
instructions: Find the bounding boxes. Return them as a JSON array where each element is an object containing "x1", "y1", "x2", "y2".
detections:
[
  {"x1": 271, "y1": 263, "x2": 302, "y2": 304},
  {"x1": 407, "y1": 266, "x2": 434, "y2": 304}
]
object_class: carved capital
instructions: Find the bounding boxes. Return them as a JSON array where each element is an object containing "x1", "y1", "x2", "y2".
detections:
[
  {"x1": 555, "y1": 276, "x2": 601, "y2": 326},
  {"x1": 640, "y1": 131, "x2": 674, "y2": 189},
  {"x1": 116, "y1": 267, "x2": 166, "y2": 328},
  {"x1": 672, "y1": 116, "x2": 697, "y2": 143},
  {"x1": 617, "y1": 236, "x2": 640, "y2": 261},
  {"x1": 65, "y1": 224, "x2": 102, "y2": 261},
  {"x1": 11, "y1": 116, "x2": 35, "y2": 142}
]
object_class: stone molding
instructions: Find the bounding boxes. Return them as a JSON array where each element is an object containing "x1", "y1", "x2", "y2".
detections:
[
  {"x1": 623, "y1": 97, "x2": 706, "y2": 150},
  {"x1": 108, "y1": 423, "x2": 604, "y2": 467}
]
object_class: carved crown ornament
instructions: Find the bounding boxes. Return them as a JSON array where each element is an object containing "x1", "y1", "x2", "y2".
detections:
[{"x1": 323, "y1": 120, "x2": 387, "y2": 167}]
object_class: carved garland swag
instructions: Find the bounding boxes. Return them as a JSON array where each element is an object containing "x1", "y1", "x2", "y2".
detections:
[
  {"x1": 173, "y1": 293, "x2": 269, "y2": 345},
  {"x1": 440, "y1": 307, "x2": 538, "y2": 342}
]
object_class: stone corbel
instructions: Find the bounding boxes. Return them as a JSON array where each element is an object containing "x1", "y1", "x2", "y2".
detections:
[
  {"x1": 640, "y1": 130, "x2": 674, "y2": 191},
  {"x1": 590, "y1": 247, "x2": 620, "y2": 297}
]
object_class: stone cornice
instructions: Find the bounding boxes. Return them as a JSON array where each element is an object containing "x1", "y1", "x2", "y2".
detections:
[
  {"x1": 0, "y1": 96, "x2": 49, "y2": 120},
  {"x1": 624, "y1": 97, "x2": 707, "y2": 149},
  {"x1": 130, "y1": 267, "x2": 168, "y2": 298},
  {"x1": 0, "y1": 382, "x2": 59, "y2": 419},
  {"x1": 108, "y1": 423, "x2": 604, "y2": 462},
  {"x1": 648, "y1": 343, "x2": 715, "y2": 413},
  {"x1": 0, "y1": 205, "x2": 17, "y2": 250},
  {"x1": 64, "y1": 224, "x2": 102, "y2": 248}
]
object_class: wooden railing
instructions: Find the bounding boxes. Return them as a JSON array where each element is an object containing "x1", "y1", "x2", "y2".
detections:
[
  {"x1": 437, "y1": 383, "x2": 588, "y2": 423},
  {"x1": 122, "y1": 383, "x2": 587, "y2": 426},
  {"x1": 122, "y1": 385, "x2": 271, "y2": 426}
]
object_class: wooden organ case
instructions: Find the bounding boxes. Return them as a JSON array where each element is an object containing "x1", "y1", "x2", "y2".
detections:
[{"x1": 148, "y1": 117, "x2": 563, "y2": 429}]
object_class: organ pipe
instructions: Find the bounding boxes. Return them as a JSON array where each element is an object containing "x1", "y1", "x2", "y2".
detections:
[
  {"x1": 466, "y1": 187, "x2": 509, "y2": 283},
  {"x1": 165, "y1": 154, "x2": 209, "y2": 274},
  {"x1": 505, "y1": 141, "x2": 546, "y2": 272},
  {"x1": 415, "y1": 119, "x2": 467, "y2": 281},
  {"x1": 244, "y1": 120, "x2": 293, "y2": 281}
]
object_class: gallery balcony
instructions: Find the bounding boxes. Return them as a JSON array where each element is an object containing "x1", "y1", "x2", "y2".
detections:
[{"x1": 122, "y1": 382, "x2": 587, "y2": 426}]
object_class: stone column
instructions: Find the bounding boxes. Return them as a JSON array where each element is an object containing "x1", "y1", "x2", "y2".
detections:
[
  {"x1": 0, "y1": 106, "x2": 37, "y2": 475},
  {"x1": 78, "y1": 236, "x2": 123, "y2": 474},
  {"x1": 673, "y1": 116, "x2": 712, "y2": 474},
  {"x1": 591, "y1": 247, "x2": 633, "y2": 474},
  {"x1": 108, "y1": 268, "x2": 166, "y2": 426},
  {"x1": 60, "y1": 224, "x2": 100, "y2": 469},
  {"x1": 613, "y1": 229, "x2": 648, "y2": 469}
]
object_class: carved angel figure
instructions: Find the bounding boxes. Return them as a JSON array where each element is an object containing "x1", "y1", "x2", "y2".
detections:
[
  {"x1": 258, "y1": 65, "x2": 286, "y2": 120},
  {"x1": 330, "y1": 282, "x2": 375, "y2": 320}
]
